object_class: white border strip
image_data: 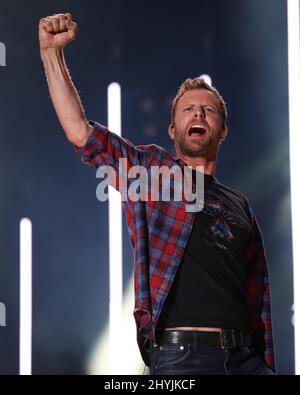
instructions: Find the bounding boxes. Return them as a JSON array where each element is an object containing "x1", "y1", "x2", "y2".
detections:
[
  {"x1": 19, "y1": 218, "x2": 32, "y2": 375},
  {"x1": 287, "y1": 0, "x2": 300, "y2": 375},
  {"x1": 107, "y1": 83, "x2": 123, "y2": 374}
]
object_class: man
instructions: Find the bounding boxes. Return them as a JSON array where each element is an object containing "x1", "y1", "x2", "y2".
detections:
[{"x1": 39, "y1": 13, "x2": 276, "y2": 375}]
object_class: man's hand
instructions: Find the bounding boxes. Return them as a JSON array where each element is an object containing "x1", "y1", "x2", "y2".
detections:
[
  {"x1": 39, "y1": 13, "x2": 77, "y2": 52},
  {"x1": 39, "y1": 12, "x2": 92, "y2": 147}
]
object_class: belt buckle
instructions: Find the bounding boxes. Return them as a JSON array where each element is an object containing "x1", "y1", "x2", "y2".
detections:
[{"x1": 220, "y1": 329, "x2": 236, "y2": 350}]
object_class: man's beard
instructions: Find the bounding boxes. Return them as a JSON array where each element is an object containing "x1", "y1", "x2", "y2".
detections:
[{"x1": 174, "y1": 132, "x2": 217, "y2": 160}]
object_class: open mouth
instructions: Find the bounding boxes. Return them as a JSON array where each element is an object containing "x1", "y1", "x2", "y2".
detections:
[{"x1": 188, "y1": 125, "x2": 206, "y2": 136}]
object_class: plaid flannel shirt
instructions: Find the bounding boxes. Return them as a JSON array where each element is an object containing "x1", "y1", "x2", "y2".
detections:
[{"x1": 74, "y1": 121, "x2": 275, "y2": 371}]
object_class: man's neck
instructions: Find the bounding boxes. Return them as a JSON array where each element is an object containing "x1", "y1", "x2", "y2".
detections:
[{"x1": 176, "y1": 155, "x2": 216, "y2": 176}]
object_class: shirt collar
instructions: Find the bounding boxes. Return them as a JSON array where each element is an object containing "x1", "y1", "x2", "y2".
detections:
[{"x1": 174, "y1": 157, "x2": 218, "y2": 183}]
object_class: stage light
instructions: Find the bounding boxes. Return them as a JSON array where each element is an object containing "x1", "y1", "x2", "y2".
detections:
[
  {"x1": 0, "y1": 302, "x2": 5, "y2": 327},
  {"x1": 0, "y1": 42, "x2": 6, "y2": 67},
  {"x1": 200, "y1": 74, "x2": 212, "y2": 86},
  {"x1": 107, "y1": 83, "x2": 123, "y2": 374},
  {"x1": 87, "y1": 273, "x2": 144, "y2": 374},
  {"x1": 87, "y1": 83, "x2": 144, "y2": 374},
  {"x1": 19, "y1": 218, "x2": 32, "y2": 375}
]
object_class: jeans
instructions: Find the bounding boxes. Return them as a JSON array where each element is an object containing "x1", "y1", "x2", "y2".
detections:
[{"x1": 149, "y1": 342, "x2": 275, "y2": 375}]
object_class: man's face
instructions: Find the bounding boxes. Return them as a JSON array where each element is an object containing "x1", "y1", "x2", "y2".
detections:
[{"x1": 168, "y1": 89, "x2": 228, "y2": 159}]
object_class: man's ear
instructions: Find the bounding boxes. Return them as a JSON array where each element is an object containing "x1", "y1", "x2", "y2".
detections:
[
  {"x1": 219, "y1": 126, "x2": 228, "y2": 142},
  {"x1": 168, "y1": 123, "x2": 175, "y2": 140}
]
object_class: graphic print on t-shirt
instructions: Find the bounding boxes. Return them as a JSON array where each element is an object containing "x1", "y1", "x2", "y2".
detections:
[{"x1": 195, "y1": 189, "x2": 250, "y2": 257}]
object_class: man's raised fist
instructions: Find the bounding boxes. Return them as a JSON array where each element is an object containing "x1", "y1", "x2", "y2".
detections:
[{"x1": 39, "y1": 13, "x2": 77, "y2": 51}]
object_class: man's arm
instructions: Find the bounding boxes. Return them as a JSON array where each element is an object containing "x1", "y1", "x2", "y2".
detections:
[
  {"x1": 39, "y1": 13, "x2": 93, "y2": 147},
  {"x1": 243, "y1": 199, "x2": 275, "y2": 372}
]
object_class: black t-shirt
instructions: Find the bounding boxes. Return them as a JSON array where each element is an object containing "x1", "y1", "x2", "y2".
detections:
[{"x1": 157, "y1": 170, "x2": 252, "y2": 333}]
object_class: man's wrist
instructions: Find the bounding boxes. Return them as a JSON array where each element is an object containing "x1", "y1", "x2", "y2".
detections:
[{"x1": 40, "y1": 47, "x2": 64, "y2": 63}]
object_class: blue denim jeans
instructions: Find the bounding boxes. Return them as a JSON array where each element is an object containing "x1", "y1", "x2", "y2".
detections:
[{"x1": 149, "y1": 342, "x2": 275, "y2": 375}]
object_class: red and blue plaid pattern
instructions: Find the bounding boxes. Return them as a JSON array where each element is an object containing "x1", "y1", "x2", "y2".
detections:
[{"x1": 74, "y1": 121, "x2": 275, "y2": 370}]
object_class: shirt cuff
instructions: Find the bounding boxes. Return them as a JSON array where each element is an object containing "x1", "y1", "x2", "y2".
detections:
[{"x1": 73, "y1": 121, "x2": 105, "y2": 155}]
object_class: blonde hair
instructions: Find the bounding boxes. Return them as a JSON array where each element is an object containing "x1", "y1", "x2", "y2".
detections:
[{"x1": 171, "y1": 77, "x2": 228, "y2": 130}]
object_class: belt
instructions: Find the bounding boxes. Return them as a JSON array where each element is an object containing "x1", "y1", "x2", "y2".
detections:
[{"x1": 155, "y1": 329, "x2": 252, "y2": 350}]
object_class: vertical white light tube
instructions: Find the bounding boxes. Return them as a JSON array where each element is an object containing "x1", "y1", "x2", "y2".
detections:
[
  {"x1": 19, "y1": 218, "x2": 32, "y2": 375},
  {"x1": 0, "y1": 42, "x2": 6, "y2": 67},
  {"x1": 107, "y1": 82, "x2": 123, "y2": 374},
  {"x1": 200, "y1": 74, "x2": 212, "y2": 86},
  {"x1": 287, "y1": 0, "x2": 300, "y2": 375}
]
